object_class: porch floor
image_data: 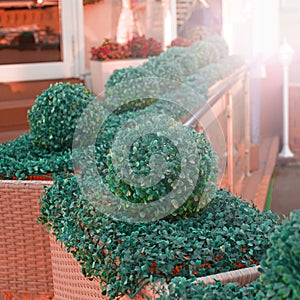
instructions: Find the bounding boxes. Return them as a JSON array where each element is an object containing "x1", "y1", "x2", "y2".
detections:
[
  {"x1": 241, "y1": 136, "x2": 300, "y2": 217},
  {"x1": 271, "y1": 163, "x2": 300, "y2": 218}
]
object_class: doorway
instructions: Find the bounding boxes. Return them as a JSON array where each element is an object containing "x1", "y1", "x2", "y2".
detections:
[{"x1": 0, "y1": 0, "x2": 84, "y2": 82}]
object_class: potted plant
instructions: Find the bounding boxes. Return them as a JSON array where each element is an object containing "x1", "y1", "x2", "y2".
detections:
[
  {"x1": 168, "y1": 36, "x2": 192, "y2": 48},
  {"x1": 157, "y1": 208, "x2": 300, "y2": 299},
  {"x1": 90, "y1": 35, "x2": 162, "y2": 95},
  {"x1": 39, "y1": 37, "x2": 279, "y2": 299},
  {"x1": 0, "y1": 82, "x2": 95, "y2": 299}
]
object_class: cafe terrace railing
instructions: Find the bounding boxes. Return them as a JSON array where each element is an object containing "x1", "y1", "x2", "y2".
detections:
[{"x1": 184, "y1": 66, "x2": 251, "y2": 195}]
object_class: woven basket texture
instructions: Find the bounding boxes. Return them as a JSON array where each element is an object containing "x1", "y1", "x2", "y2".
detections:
[
  {"x1": 0, "y1": 180, "x2": 54, "y2": 298},
  {"x1": 49, "y1": 234, "x2": 158, "y2": 300},
  {"x1": 50, "y1": 233, "x2": 260, "y2": 300},
  {"x1": 49, "y1": 233, "x2": 105, "y2": 300}
]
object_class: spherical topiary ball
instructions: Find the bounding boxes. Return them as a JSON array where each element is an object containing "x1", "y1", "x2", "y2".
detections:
[
  {"x1": 102, "y1": 111, "x2": 218, "y2": 222},
  {"x1": 28, "y1": 82, "x2": 95, "y2": 151},
  {"x1": 258, "y1": 209, "x2": 300, "y2": 299}
]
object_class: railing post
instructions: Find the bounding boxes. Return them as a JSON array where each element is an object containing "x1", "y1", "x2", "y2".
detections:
[
  {"x1": 226, "y1": 92, "x2": 234, "y2": 192},
  {"x1": 244, "y1": 73, "x2": 251, "y2": 176}
]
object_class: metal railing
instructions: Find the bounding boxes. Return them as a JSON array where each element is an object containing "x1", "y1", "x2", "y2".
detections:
[{"x1": 184, "y1": 66, "x2": 251, "y2": 194}]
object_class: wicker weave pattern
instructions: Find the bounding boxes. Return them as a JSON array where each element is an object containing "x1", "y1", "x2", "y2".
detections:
[
  {"x1": 0, "y1": 180, "x2": 53, "y2": 296},
  {"x1": 49, "y1": 234, "x2": 159, "y2": 300},
  {"x1": 49, "y1": 234, "x2": 108, "y2": 300}
]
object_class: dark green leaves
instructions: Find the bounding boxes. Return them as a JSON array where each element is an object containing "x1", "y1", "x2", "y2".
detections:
[
  {"x1": 40, "y1": 182, "x2": 279, "y2": 299},
  {"x1": 28, "y1": 82, "x2": 96, "y2": 152},
  {"x1": 258, "y1": 209, "x2": 300, "y2": 299}
]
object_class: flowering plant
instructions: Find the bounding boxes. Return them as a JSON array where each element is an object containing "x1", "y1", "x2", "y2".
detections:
[
  {"x1": 90, "y1": 35, "x2": 162, "y2": 61},
  {"x1": 90, "y1": 39, "x2": 130, "y2": 61},
  {"x1": 169, "y1": 36, "x2": 192, "y2": 48},
  {"x1": 127, "y1": 35, "x2": 163, "y2": 58}
]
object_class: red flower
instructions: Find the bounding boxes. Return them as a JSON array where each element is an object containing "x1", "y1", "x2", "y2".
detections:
[{"x1": 90, "y1": 36, "x2": 163, "y2": 61}]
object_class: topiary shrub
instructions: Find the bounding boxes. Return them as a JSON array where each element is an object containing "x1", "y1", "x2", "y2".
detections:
[
  {"x1": 40, "y1": 183, "x2": 280, "y2": 299},
  {"x1": 104, "y1": 112, "x2": 218, "y2": 221},
  {"x1": 140, "y1": 46, "x2": 199, "y2": 79},
  {"x1": 185, "y1": 55, "x2": 244, "y2": 93},
  {"x1": 28, "y1": 82, "x2": 96, "y2": 152},
  {"x1": 72, "y1": 102, "x2": 218, "y2": 222},
  {"x1": 204, "y1": 35, "x2": 229, "y2": 60},
  {"x1": 0, "y1": 133, "x2": 73, "y2": 179},
  {"x1": 189, "y1": 35, "x2": 228, "y2": 69},
  {"x1": 104, "y1": 66, "x2": 145, "y2": 92},
  {"x1": 258, "y1": 209, "x2": 300, "y2": 299},
  {"x1": 104, "y1": 36, "x2": 233, "y2": 113}
]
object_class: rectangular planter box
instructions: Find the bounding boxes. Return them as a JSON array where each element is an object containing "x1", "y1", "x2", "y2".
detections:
[
  {"x1": 49, "y1": 234, "x2": 153, "y2": 300},
  {"x1": 49, "y1": 233, "x2": 260, "y2": 300},
  {"x1": 90, "y1": 58, "x2": 147, "y2": 96},
  {"x1": 0, "y1": 180, "x2": 54, "y2": 298}
]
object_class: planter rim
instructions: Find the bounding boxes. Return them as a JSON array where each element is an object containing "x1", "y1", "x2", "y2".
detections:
[
  {"x1": 0, "y1": 179, "x2": 54, "y2": 184},
  {"x1": 90, "y1": 58, "x2": 149, "y2": 62}
]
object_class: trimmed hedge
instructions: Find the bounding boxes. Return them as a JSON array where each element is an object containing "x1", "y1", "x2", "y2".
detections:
[
  {"x1": 28, "y1": 82, "x2": 96, "y2": 152},
  {"x1": 40, "y1": 185, "x2": 279, "y2": 299},
  {"x1": 71, "y1": 102, "x2": 218, "y2": 222},
  {"x1": 0, "y1": 134, "x2": 72, "y2": 179},
  {"x1": 105, "y1": 35, "x2": 233, "y2": 104}
]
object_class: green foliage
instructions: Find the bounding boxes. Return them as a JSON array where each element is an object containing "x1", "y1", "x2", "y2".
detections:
[
  {"x1": 105, "y1": 35, "x2": 233, "y2": 105},
  {"x1": 72, "y1": 103, "x2": 218, "y2": 221},
  {"x1": 104, "y1": 66, "x2": 145, "y2": 91},
  {"x1": 104, "y1": 56, "x2": 244, "y2": 119},
  {"x1": 258, "y1": 209, "x2": 300, "y2": 299},
  {"x1": 185, "y1": 55, "x2": 244, "y2": 92},
  {"x1": 40, "y1": 184, "x2": 279, "y2": 299},
  {"x1": 139, "y1": 46, "x2": 199, "y2": 82},
  {"x1": 28, "y1": 82, "x2": 96, "y2": 152},
  {"x1": 104, "y1": 112, "x2": 218, "y2": 221},
  {"x1": 189, "y1": 35, "x2": 229, "y2": 68},
  {"x1": 0, "y1": 134, "x2": 72, "y2": 179},
  {"x1": 205, "y1": 35, "x2": 229, "y2": 60}
]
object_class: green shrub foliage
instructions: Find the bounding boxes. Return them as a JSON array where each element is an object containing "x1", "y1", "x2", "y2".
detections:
[
  {"x1": 28, "y1": 82, "x2": 96, "y2": 151},
  {"x1": 1, "y1": 36, "x2": 240, "y2": 180},
  {"x1": 0, "y1": 134, "x2": 72, "y2": 179},
  {"x1": 103, "y1": 112, "x2": 218, "y2": 221},
  {"x1": 104, "y1": 55, "x2": 244, "y2": 118},
  {"x1": 258, "y1": 209, "x2": 300, "y2": 299},
  {"x1": 73, "y1": 104, "x2": 218, "y2": 221},
  {"x1": 105, "y1": 36, "x2": 228, "y2": 99},
  {"x1": 40, "y1": 184, "x2": 279, "y2": 299},
  {"x1": 189, "y1": 35, "x2": 229, "y2": 68}
]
